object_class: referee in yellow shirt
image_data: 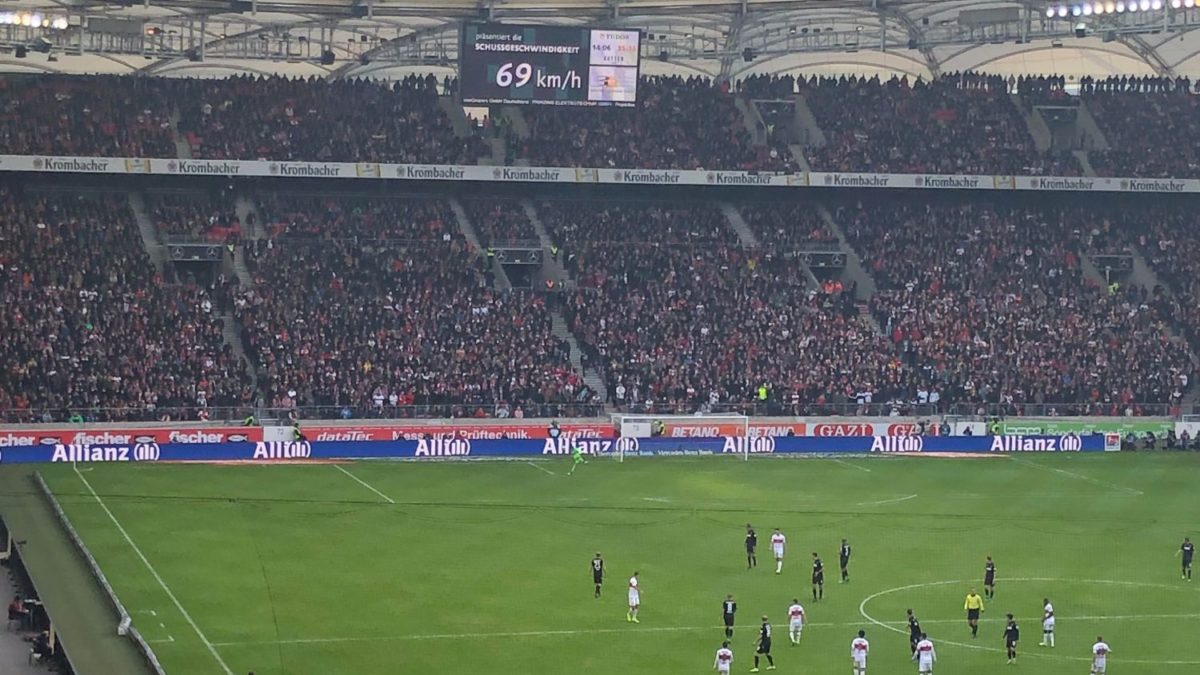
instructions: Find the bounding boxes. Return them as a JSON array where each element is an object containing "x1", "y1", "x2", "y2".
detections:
[{"x1": 964, "y1": 588, "x2": 985, "y2": 638}]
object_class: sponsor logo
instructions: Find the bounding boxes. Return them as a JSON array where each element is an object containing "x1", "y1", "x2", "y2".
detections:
[
  {"x1": 496, "y1": 167, "x2": 563, "y2": 182},
  {"x1": 0, "y1": 433, "x2": 37, "y2": 447},
  {"x1": 50, "y1": 443, "x2": 160, "y2": 462},
  {"x1": 828, "y1": 174, "x2": 891, "y2": 187},
  {"x1": 722, "y1": 436, "x2": 776, "y2": 454},
  {"x1": 1059, "y1": 434, "x2": 1083, "y2": 452},
  {"x1": 172, "y1": 160, "x2": 242, "y2": 175},
  {"x1": 398, "y1": 165, "x2": 467, "y2": 180},
  {"x1": 273, "y1": 163, "x2": 342, "y2": 177},
  {"x1": 669, "y1": 426, "x2": 723, "y2": 438},
  {"x1": 813, "y1": 424, "x2": 873, "y2": 437},
  {"x1": 1125, "y1": 179, "x2": 1187, "y2": 193},
  {"x1": 72, "y1": 431, "x2": 133, "y2": 446},
  {"x1": 886, "y1": 423, "x2": 920, "y2": 436},
  {"x1": 612, "y1": 170, "x2": 681, "y2": 184},
  {"x1": 317, "y1": 431, "x2": 373, "y2": 442},
  {"x1": 167, "y1": 430, "x2": 235, "y2": 444},
  {"x1": 918, "y1": 175, "x2": 983, "y2": 189},
  {"x1": 414, "y1": 438, "x2": 471, "y2": 457},
  {"x1": 747, "y1": 424, "x2": 807, "y2": 438},
  {"x1": 37, "y1": 157, "x2": 112, "y2": 173},
  {"x1": 1030, "y1": 177, "x2": 1095, "y2": 191},
  {"x1": 989, "y1": 436, "x2": 1066, "y2": 452},
  {"x1": 252, "y1": 441, "x2": 312, "y2": 459},
  {"x1": 870, "y1": 436, "x2": 924, "y2": 453},
  {"x1": 541, "y1": 438, "x2": 614, "y2": 455},
  {"x1": 709, "y1": 172, "x2": 777, "y2": 186},
  {"x1": 615, "y1": 437, "x2": 640, "y2": 454},
  {"x1": 1104, "y1": 433, "x2": 1121, "y2": 451}
]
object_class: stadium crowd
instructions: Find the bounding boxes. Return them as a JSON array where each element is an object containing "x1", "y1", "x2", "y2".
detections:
[
  {"x1": 462, "y1": 199, "x2": 540, "y2": 246},
  {"x1": 0, "y1": 188, "x2": 253, "y2": 422},
  {"x1": 516, "y1": 76, "x2": 799, "y2": 171},
  {"x1": 543, "y1": 200, "x2": 907, "y2": 413},
  {"x1": 800, "y1": 72, "x2": 1080, "y2": 176},
  {"x1": 840, "y1": 199, "x2": 1193, "y2": 415},
  {"x1": 235, "y1": 196, "x2": 588, "y2": 418},
  {"x1": 738, "y1": 202, "x2": 838, "y2": 250},
  {"x1": 149, "y1": 190, "x2": 243, "y2": 242},
  {"x1": 1082, "y1": 76, "x2": 1200, "y2": 178}
]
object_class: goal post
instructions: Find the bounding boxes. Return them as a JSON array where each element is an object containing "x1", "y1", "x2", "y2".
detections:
[{"x1": 610, "y1": 413, "x2": 751, "y2": 462}]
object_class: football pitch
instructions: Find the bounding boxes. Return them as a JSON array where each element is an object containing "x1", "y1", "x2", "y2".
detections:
[{"x1": 39, "y1": 452, "x2": 1200, "y2": 675}]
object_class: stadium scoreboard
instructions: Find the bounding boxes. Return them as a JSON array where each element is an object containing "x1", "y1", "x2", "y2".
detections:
[{"x1": 460, "y1": 23, "x2": 640, "y2": 108}]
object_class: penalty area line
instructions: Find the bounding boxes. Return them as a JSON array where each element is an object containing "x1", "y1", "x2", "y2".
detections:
[
  {"x1": 856, "y1": 494, "x2": 917, "y2": 507},
  {"x1": 830, "y1": 457, "x2": 872, "y2": 473},
  {"x1": 73, "y1": 465, "x2": 234, "y2": 675},
  {"x1": 1007, "y1": 455, "x2": 1143, "y2": 495},
  {"x1": 525, "y1": 461, "x2": 557, "y2": 476},
  {"x1": 333, "y1": 464, "x2": 396, "y2": 504}
]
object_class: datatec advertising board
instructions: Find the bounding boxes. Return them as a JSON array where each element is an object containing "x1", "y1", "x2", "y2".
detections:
[{"x1": 460, "y1": 23, "x2": 640, "y2": 107}]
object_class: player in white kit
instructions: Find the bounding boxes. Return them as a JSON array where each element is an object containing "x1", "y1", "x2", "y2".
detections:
[
  {"x1": 771, "y1": 528, "x2": 786, "y2": 574},
  {"x1": 787, "y1": 599, "x2": 806, "y2": 645},
  {"x1": 913, "y1": 634, "x2": 936, "y2": 673},
  {"x1": 713, "y1": 640, "x2": 733, "y2": 674},
  {"x1": 626, "y1": 572, "x2": 640, "y2": 623},
  {"x1": 850, "y1": 630, "x2": 869, "y2": 675},
  {"x1": 1091, "y1": 637, "x2": 1110, "y2": 674},
  {"x1": 1040, "y1": 598, "x2": 1055, "y2": 647}
]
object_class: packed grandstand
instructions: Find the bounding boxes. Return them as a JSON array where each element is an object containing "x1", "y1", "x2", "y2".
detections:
[{"x1": 1, "y1": 71, "x2": 1198, "y2": 423}]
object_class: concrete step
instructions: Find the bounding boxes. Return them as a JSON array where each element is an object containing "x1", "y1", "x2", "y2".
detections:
[
  {"x1": 735, "y1": 97, "x2": 767, "y2": 146},
  {"x1": 1011, "y1": 93, "x2": 1053, "y2": 152},
  {"x1": 450, "y1": 198, "x2": 511, "y2": 290},
  {"x1": 1073, "y1": 150, "x2": 1098, "y2": 177},
  {"x1": 170, "y1": 109, "x2": 191, "y2": 159},
  {"x1": 218, "y1": 311, "x2": 258, "y2": 393},
  {"x1": 235, "y1": 193, "x2": 265, "y2": 240},
  {"x1": 816, "y1": 204, "x2": 877, "y2": 301},
  {"x1": 437, "y1": 96, "x2": 473, "y2": 139},
  {"x1": 794, "y1": 93, "x2": 827, "y2": 148},
  {"x1": 719, "y1": 202, "x2": 759, "y2": 248},
  {"x1": 1076, "y1": 99, "x2": 1111, "y2": 151},
  {"x1": 127, "y1": 191, "x2": 167, "y2": 273},
  {"x1": 553, "y1": 310, "x2": 607, "y2": 404}
]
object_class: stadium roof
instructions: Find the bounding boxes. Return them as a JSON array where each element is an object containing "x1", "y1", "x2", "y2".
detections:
[{"x1": 1, "y1": 0, "x2": 1199, "y2": 80}]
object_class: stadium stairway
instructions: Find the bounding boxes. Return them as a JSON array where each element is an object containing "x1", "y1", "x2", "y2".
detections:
[
  {"x1": 815, "y1": 204, "x2": 878, "y2": 303},
  {"x1": 719, "y1": 202, "x2": 760, "y2": 248},
  {"x1": 449, "y1": 197, "x2": 512, "y2": 290},
  {"x1": 735, "y1": 98, "x2": 768, "y2": 146},
  {"x1": 437, "y1": 96, "x2": 475, "y2": 141},
  {"x1": 521, "y1": 200, "x2": 570, "y2": 288},
  {"x1": 793, "y1": 93, "x2": 828, "y2": 149},
  {"x1": 1010, "y1": 93, "x2": 1053, "y2": 152},
  {"x1": 498, "y1": 106, "x2": 530, "y2": 139},
  {"x1": 126, "y1": 192, "x2": 167, "y2": 274},
  {"x1": 788, "y1": 143, "x2": 812, "y2": 172},
  {"x1": 551, "y1": 311, "x2": 607, "y2": 407},
  {"x1": 1075, "y1": 100, "x2": 1112, "y2": 151},
  {"x1": 168, "y1": 109, "x2": 190, "y2": 159},
  {"x1": 1073, "y1": 150, "x2": 1099, "y2": 177},
  {"x1": 234, "y1": 193, "x2": 266, "y2": 240}
]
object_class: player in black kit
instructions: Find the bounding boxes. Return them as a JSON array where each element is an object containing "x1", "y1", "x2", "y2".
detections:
[
  {"x1": 984, "y1": 555, "x2": 997, "y2": 599},
  {"x1": 746, "y1": 524, "x2": 758, "y2": 569},
  {"x1": 906, "y1": 609, "x2": 922, "y2": 655},
  {"x1": 811, "y1": 553, "x2": 825, "y2": 601},
  {"x1": 722, "y1": 594, "x2": 737, "y2": 638},
  {"x1": 591, "y1": 552, "x2": 605, "y2": 598},
  {"x1": 752, "y1": 615, "x2": 775, "y2": 672},
  {"x1": 1003, "y1": 613, "x2": 1020, "y2": 664},
  {"x1": 839, "y1": 538, "x2": 852, "y2": 583},
  {"x1": 1180, "y1": 537, "x2": 1194, "y2": 580}
]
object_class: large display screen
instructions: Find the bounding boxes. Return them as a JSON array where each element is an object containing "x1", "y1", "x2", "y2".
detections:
[{"x1": 459, "y1": 23, "x2": 640, "y2": 108}]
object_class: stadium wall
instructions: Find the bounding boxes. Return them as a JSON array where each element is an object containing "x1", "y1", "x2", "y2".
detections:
[{"x1": 0, "y1": 434, "x2": 1114, "y2": 464}]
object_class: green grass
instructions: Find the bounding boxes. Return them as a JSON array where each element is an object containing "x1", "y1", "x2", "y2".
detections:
[{"x1": 40, "y1": 453, "x2": 1200, "y2": 675}]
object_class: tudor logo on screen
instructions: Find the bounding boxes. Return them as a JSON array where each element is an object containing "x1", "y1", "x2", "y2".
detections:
[
  {"x1": 252, "y1": 441, "x2": 312, "y2": 460},
  {"x1": 869, "y1": 436, "x2": 925, "y2": 453},
  {"x1": 722, "y1": 436, "x2": 776, "y2": 454},
  {"x1": 414, "y1": 438, "x2": 471, "y2": 457}
]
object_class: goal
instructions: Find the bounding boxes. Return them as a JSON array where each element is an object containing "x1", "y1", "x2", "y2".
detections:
[{"x1": 610, "y1": 413, "x2": 751, "y2": 462}]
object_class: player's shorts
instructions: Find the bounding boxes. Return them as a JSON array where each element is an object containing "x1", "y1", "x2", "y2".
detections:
[
  {"x1": 593, "y1": 573, "x2": 603, "y2": 585},
  {"x1": 717, "y1": 666, "x2": 730, "y2": 675},
  {"x1": 1005, "y1": 640, "x2": 1017, "y2": 648},
  {"x1": 1042, "y1": 618, "x2": 1055, "y2": 631},
  {"x1": 746, "y1": 543, "x2": 756, "y2": 554},
  {"x1": 1091, "y1": 663, "x2": 1106, "y2": 674},
  {"x1": 789, "y1": 620, "x2": 803, "y2": 633},
  {"x1": 813, "y1": 572, "x2": 825, "y2": 584},
  {"x1": 853, "y1": 656, "x2": 867, "y2": 668},
  {"x1": 1184, "y1": 558, "x2": 1193, "y2": 569},
  {"x1": 757, "y1": 640, "x2": 772, "y2": 654},
  {"x1": 773, "y1": 546, "x2": 784, "y2": 558},
  {"x1": 984, "y1": 574, "x2": 995, "y2": 585},
  {"x1": 840, "y1": 558, "x2": 850, "y2": 568},
  {"x1": 967, "y1": 609, "x2": 981, "y2": 621},
  {"x1": 628, "y1": 592, "x2": 639, "y2": 607},
  {"x1": 723, "y1": 614, "x2": 735, "y2": 627}
]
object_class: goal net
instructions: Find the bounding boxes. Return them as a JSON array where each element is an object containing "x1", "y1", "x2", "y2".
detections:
[{"x1": 610, "y1": 413, "x2": 751, "y2": 462}]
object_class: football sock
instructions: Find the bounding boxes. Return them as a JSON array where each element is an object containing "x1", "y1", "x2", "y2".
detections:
[
  {"x1": 775, "y1": 561, "x2": 782, "y2": 574},
  {"x1": 972, "y1": 624, "x2": 978, "y2": 637}
]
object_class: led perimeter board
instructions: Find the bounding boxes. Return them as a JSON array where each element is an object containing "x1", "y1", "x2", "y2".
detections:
[{"x1": 460, "y1": 23, "x2": 640, "y2": 108}]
